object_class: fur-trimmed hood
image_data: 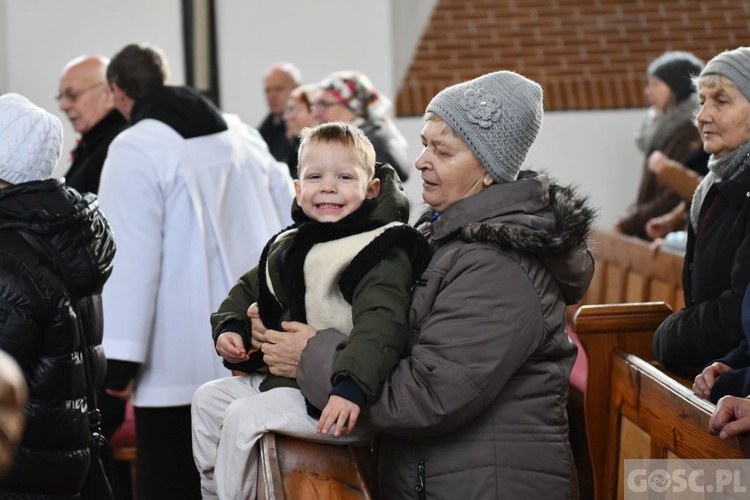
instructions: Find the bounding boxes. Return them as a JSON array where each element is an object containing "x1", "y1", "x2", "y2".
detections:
[
  {"x1": 419, "y1": 170, "x2": 595, "y2": 254},
  {"x1": 418, "y1": 170, "x2": 596, "y2": 304}
]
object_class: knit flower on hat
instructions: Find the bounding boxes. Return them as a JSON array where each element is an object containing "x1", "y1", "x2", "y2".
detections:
[{"x1": 461, "y1": 87, "x2": 503, "y2": 128}]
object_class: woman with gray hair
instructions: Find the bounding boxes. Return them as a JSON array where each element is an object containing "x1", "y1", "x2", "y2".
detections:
[
  {"x1": 652, "y1": 47, "x2": 750, "y2": 388},
  {"x1": 251, "y1": 70, "x2": 596, "y2": 498}
]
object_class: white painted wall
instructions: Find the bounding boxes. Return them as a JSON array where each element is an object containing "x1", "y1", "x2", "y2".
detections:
[
  {"x1": 0, "y1": 1, "x2": 8, "y2": 93},
  {"x1": 395, "y1": 109, "x2": 644, "y2": 228},
  {"x1": 392, "y1": 0, "x2": 437, "y2": 89},
  {"x1": 0, "y1": 0, "x2": 185, "y2": 179},
  {"x1": 214, "y1": 1, "x2": 396, "y2": 127},
  {"x1": 0, "y1": 0, "x2": 644, "y2": 230}
]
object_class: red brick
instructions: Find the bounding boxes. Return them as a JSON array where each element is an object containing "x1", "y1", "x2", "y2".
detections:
[{"x1": 396, "y1": 0, "x2": 750, "y2": 115}]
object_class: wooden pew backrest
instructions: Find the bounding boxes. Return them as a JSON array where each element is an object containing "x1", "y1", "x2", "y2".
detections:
[
  {"x1": 581, "y1": 229, "x2": 685, "y2": 310},
  {"x1": 573, "y1": 302, "x2": 747, "y2": 500}
]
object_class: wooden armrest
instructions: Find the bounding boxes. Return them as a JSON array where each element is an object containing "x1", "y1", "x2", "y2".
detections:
[
  {"x1": 601, "y1": 351, "x2": 747, "y2": 498},
  {"x1": 572, "y1": 301, "x2": 672, "y2": 361}
]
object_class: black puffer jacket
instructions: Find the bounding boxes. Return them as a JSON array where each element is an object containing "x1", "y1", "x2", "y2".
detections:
[{"x1": 0, "y1": 179, "x2": 115, "y2": 498}]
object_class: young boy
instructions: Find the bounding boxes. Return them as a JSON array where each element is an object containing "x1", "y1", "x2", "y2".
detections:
[{"x1": 191, "y1": 122, "x2": 428, "y2": 499}]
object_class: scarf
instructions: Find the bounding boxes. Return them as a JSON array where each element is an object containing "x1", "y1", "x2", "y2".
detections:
[
  {"x1": 634, "y1": 97, "x2": 699, "y2": 154},
  {"x1": 690, "y1": 140, "x2": 750, "y2": 230}
]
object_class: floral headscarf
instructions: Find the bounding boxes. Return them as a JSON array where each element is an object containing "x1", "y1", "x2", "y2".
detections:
[{"x1": 318, "y1": 71, "x2": 391, "y2": 120}]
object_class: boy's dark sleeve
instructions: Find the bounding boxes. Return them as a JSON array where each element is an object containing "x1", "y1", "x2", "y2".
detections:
[
  {"x1": 211, "y1": 266, "x2": 261, "y2": 348},
  {"x1": 330, "y1": 377, "x2": 367, "y2": 409},
  {"x1": 211, "y1": 266, "x2": 267, "y2": 373}
]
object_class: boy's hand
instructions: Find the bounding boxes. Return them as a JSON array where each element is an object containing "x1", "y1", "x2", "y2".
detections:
[
  {"x1": 317, "y1": 395, "x2": 360, "y2": 437},
  {"x1": 216, "y1": 331, "x2": 251, "y2": 363}
]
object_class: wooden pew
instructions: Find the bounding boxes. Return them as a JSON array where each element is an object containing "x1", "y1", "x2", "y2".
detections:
[
  {"x1": 573, "y1": 302, "x2": 747, "y2": 500},
  {"x1": 257, "y1": 433, "x2": 371, "y2": 500},
  {"x1": 566, "y1": 230, "x2": 686, "y2": 497},
  {"x1": 228, "y1": 369, "x2": 373, "y2": 499},
  {"x1": 578, "y1": 229, "x2": 685, "y2": 310}
]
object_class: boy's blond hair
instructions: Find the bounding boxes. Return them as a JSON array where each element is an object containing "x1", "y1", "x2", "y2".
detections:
[{"x1": 297, "y1": 122, "x2": 376, "y2": 178}]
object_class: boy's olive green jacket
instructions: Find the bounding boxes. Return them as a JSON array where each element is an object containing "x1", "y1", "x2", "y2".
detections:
[{"x1": 210, "y1": 164, "x2": 429, "y2": 406}]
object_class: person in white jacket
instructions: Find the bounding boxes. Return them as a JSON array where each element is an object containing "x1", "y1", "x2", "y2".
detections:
[{"x1": 98, "y1": 43, "x2": 294, "y2": 499}]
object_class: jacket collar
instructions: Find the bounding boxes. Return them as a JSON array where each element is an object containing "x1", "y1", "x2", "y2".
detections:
[
  {"x1": 715, "y1": 159, "x2": 750, "y2": 208},
  {"x1": 430, "y1": 173, "x2": 550, "y2": 241}
]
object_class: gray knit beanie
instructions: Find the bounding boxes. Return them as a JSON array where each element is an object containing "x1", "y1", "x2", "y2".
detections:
[
  {"x1": 700, "y1": 47, "x2": 750, "y2": 102},
  {"x1": 425, "y1": 70, "x2": 543, "y2": 183},
  {"x1": 647, "y1": 51, "x2": 704, "y2": 102}
]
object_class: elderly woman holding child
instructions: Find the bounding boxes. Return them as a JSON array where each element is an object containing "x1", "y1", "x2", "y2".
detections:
[{"x1": 250, "y1": 70, "x2": 596, "y2": 498}]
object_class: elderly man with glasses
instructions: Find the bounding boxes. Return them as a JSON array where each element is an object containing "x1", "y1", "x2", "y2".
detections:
[{"x1": 57, "y1": 54, "x2": 127, "y2": 194}]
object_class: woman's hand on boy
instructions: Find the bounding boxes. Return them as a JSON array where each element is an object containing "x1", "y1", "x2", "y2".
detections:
[{"x1": 259, "y1": 322, "x2": 316, "y2": 378}]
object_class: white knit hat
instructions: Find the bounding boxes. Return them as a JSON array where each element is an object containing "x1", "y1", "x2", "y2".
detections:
[{"x1": 0, "y1": 93, "x2": 62, "y2": 185}]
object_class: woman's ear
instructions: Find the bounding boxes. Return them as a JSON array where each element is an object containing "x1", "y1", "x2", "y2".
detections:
[{"x1": 482, "y1": 174, "x2": 494, "y2": 187}]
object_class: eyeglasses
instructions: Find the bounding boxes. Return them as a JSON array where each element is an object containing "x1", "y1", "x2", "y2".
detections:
[
  {"x1": 284, "y1": 103, "x2": 308, "y2": 116},
  {"x1": 55, "y1": 82, "x2": 105, "y2": 103},
  {"x1": 311, "y1": 100, "x2": 344, "y2": 111}
]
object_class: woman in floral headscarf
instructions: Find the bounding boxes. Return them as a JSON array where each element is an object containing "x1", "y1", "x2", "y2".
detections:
[{"x1": 311, "y1": 70, "x2": 410, "y2": 181}]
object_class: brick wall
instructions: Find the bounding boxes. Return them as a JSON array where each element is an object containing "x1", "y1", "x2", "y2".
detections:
[{"x1": 396, "y1": 0, "x2": 750, "y2": 115}]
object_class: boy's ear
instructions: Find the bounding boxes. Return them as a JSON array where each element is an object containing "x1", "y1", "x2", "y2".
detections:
[
  {"x1": 366, "y1": 178, "x2": 381, "y2": 198},
  {"x1": 294, "y1": 179, "x2": 302, "y2": 204}
]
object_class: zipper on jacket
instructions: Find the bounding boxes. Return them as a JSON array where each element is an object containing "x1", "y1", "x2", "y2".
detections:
[
  {"x1": 415, "y1": 459, "x2": 426, "y2": 500},
  {"x1": 411, "y1": 278, "x2": 428, "y2": 293}
]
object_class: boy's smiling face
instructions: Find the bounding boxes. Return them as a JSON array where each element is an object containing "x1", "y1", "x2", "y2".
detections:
[{"x1": 295, "y1": 141, "x2": 380, "y2": 223}]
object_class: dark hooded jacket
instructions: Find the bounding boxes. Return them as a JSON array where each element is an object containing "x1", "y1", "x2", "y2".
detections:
[
  {"x1": 211, "y1": 164, "x2": 428, "y2": 409},
  {"x1": 65, "y1": 109, "x2": 127, "y2": 195},
  {"x1": 298, "y1": 171, "x2": 596, "y2": 499},
  {"x1": 0, "y1": 179, "x2": 115, "y2": 498},
  {"x1": 653, "y1": 156, "x2": 750, "y2": 374}
]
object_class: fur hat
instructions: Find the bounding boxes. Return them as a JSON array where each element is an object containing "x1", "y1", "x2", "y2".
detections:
[
  {"x1": 647, "y1": 51, "x2": 704, "y2": 102},
  {"x1": 700, "y1": 47, "x2": 750, "y2": 102},
  {"x1": 0, "y1": 93, "x2": 62, "y2": 185},
  {"x1": 318, "y1": 71, "x2": 391, "y2": 120},
  {"x1": 426, "y1": 70, "x2": 543, "y2": 184}
]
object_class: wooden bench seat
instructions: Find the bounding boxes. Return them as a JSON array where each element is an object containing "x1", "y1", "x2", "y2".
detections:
[
  {"x1": 257, "y1": 433, "x2": 371, "y2": 499},
  {"x1": 573, "y1": 302, "x2": 748, "y2": 499}
]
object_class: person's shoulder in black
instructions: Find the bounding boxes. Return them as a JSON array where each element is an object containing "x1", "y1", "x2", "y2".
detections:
[{"x1": 66, "y1": 109, "x2": 127, "y2": 194}]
